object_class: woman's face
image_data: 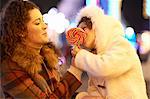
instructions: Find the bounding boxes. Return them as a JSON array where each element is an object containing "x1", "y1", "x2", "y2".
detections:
[
  {"x1": 25, "y1": 8, "x2": 49, "y2": 47},
  {"x1": 78, "y1": 22, "x2": 95, "y2": 49}
]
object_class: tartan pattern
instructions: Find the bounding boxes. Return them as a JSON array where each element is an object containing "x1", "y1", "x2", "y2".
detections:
[
  {"x1": 1, "y1": 59, "x2": 81, "y2": 99},
  {"x1": 62, "y1": 72, "x2": 82, "y2": 96},
  {"x1": 1, "y1": 61, "x2": 45, "y2": 99}
]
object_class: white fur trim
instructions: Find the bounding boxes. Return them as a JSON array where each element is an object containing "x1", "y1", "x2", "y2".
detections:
[{"x1": 76, "y1": 6, "x2": 124, "y2": 53}]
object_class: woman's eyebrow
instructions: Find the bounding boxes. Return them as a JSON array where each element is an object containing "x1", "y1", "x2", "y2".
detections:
[{"x1": 32, "y1": 18, "x2": 41, "y2": 23}]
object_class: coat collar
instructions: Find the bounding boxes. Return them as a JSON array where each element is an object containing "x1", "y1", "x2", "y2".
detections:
[
  {"x1": 11, "y1": 44, "x2": 43, "y2": 74},
  {"x1": 11, "y1": 43, "x2": 60, "y2": 81}
]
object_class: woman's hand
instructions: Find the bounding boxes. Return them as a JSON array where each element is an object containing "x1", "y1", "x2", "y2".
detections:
[
  {"x1": 82, "y1": 96, "x2": 103, "y2": 99},
  {"x1": 71, "y1": 46, "x2": 80, "y2": 57},
  {"x1": 71, "y1": 56, "x2": 76, "y2": 66},
  {"x1": 71, "y1": 46, "x2": 80, "y2": 67}
]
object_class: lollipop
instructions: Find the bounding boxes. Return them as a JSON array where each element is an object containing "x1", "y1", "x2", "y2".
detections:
[{"x1": 66, "y1": 28, "x2": 87, "y2": 47}]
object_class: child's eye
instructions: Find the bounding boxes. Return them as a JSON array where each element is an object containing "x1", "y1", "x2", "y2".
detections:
[
  {"x1": 35, "y1": 23, "x2": 40, "y2": 25},
  {"x1": 45, "y1": 23, "x2": 48, "y2": 25},
  {"x1": 82, "y1": 27, "x2": 86, "y2": 31}
]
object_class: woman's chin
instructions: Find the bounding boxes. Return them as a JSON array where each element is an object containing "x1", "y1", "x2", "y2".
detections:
[{"x1": 42, "y1": 39, "x2": 49, "y2": 44}]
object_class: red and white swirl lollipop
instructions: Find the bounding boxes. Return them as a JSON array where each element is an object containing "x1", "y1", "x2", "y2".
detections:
[{"x1": 66, "y1": 28, "x2": 87, "y2": 47}]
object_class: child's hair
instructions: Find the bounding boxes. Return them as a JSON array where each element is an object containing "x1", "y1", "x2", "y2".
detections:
[{"x1": 77, "y1": 16, "x2": 92, "y2": 30}]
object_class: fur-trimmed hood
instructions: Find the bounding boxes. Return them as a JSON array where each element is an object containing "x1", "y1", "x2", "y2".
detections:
[{"x1": 76, "y1": 6, "x2": 124, "y2": 54}]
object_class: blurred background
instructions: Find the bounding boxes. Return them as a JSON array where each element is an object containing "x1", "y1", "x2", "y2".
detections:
[{"x1": 1, "y1": 0, "x2": 150, "y2": 98}]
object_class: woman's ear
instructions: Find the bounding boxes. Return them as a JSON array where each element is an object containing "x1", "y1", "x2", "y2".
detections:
[{"x1": 18, "y1": 33, "x2": 25, "y2": 37}]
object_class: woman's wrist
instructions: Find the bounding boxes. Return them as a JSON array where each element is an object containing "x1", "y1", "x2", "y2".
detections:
[{"x1": 67, "y1": 66, "x2": 83, "y2": 81}]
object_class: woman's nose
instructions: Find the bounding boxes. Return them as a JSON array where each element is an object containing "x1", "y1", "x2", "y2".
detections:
[{"x1": 43, "y1": 22, "x2": 47, "y2": 30}]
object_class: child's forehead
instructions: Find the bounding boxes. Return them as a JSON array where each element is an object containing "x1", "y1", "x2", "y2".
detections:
[{"x1": 78, "y1": 22, "x2": 87, "y2": 28}]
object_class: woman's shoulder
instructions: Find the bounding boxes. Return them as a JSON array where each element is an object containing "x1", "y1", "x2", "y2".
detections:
[
  {"x1": 1, "y1": 58, "x2": 29, "y2": 84},
  {"x1": 1, "y1": 57, "x2": 23, "y2": 71},
  {"x1": 1, "y1": 58, "x2": 36, "y2": 97}
]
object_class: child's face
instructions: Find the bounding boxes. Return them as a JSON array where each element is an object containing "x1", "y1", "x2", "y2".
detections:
[{"x1": 78, "y1": 22, "x2": 95, "y2": 49}]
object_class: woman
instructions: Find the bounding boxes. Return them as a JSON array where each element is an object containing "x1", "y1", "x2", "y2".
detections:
[
  {"x1": 0, "y1": 0, "x2": 82, "y2": 98},
  {"x1": 71, "y1": 6, "x2": 148, "y2": 99}
]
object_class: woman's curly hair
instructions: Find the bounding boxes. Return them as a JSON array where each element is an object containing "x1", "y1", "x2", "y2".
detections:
[{"x1": 1, "y1": 0, "x2": 39, "y2": 57}]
